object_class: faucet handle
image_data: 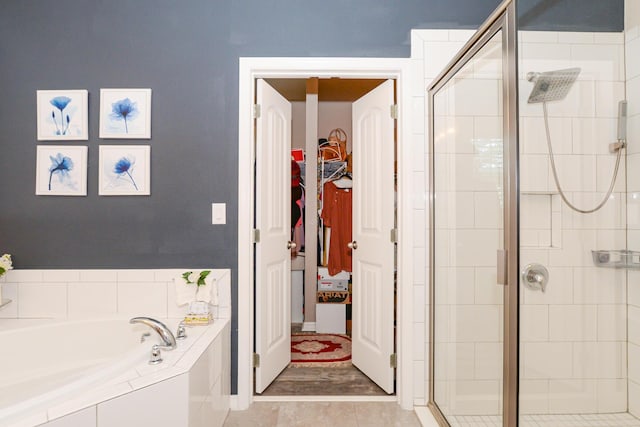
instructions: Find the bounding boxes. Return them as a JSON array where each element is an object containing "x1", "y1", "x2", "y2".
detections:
[
  {"x1": 176, "y1": 322, "x2": 187, "y2": 340},
  {"x1": 149, "y1": 345, "x2": 163, "y2": 365}
]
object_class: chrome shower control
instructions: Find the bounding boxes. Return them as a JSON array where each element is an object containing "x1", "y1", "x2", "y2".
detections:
[{"x1": 522, "y1": 263, "x2": 549, "y2": 293}]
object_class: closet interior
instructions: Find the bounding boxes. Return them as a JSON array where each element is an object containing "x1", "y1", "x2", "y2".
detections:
[{"x1": 266, "y1": 77, "x2": 386, "y2": 335}]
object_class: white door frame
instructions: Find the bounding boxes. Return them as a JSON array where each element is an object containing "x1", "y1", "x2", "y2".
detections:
[{"x1": 237, "y1": 57, "x2": 414, "y2": 410}]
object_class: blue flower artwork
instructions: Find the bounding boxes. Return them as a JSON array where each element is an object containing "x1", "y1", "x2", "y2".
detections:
[
  {"x1": 37, "y1": 90, "x2": 88, "y2": 141},
  {"x1": 110, "y1": 98, "x2": 139, "y2": 134},
  {"x1": 49, "y1": 96, "x2": 72, "y2": 136},
  {"x1": 99, "y1": 145, "x2": 150, "y2": 195},
  {"x1": 100, "y1": 89, "x2": 151, "y2": 139},
  {"x1": 48, "y1": 152, "x2": 74, "y2": 190},
  {"x1": 113, "y1": 156, "x2": 138, "y2": 190},
  {"x1": 36, "y1": 146, "x2": 88, "y2": 196}
]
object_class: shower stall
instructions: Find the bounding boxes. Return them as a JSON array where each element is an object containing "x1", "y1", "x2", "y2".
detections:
[{"x1": 428, "y1": 0, "x2": 639, "y2": 426}]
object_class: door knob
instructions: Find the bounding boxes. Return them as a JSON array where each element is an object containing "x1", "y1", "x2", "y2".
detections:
[
  {"x1": 521, "y1": 263, "x2": 549, "y2": 292},
  {"x1": 287, "y1": 241, "x2": 297, "y2": 250},
  {"x1": 347, "y1": 241, "x2": 358, "y2": 250}
]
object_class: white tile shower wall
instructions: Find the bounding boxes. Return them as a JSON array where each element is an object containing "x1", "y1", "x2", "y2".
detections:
[
  {"x1": 519, "y1": 30, "x2": 627, "y2": 415},
  {"x1": 627, "y1": 0, "x2": 640, "y2": 418},
  {"x1": 413, "y1": 28, "x2": 629, "y2": 416},
  {"x1": 0, "y1": 269, "x2": 231, "y2": 320}
]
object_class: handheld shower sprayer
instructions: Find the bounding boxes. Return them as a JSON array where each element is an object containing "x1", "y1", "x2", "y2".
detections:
[
  {"x1": 617, "y1": 100, "x2": 628, "y2": 141},
  {"x1": 610, "y1": 100, "x2": 628, "y2": 153}
]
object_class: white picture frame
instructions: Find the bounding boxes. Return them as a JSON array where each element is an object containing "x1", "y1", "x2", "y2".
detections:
[
  {"x1": 99, "y1": 88, "x2": 152, "y2": 139},
  {"x1": 99, "y1": 145, "x2": 151, "y2": 196},
  {"x1": 35, "y1": 145, "x2": 88, "y2": 196},
  {"x1": 36, "y1": 90, "x2": 88, "y2": 141}
]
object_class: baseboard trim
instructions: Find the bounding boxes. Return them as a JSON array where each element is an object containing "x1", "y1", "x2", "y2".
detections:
[
  {"x1": 301, "y1": 322, "x2": 316, "y2": 332},
  {"x1": 229, "y1": 395, "x2": 240, "y2": 411},
  {"x1": 253, "y1": 395, "x2": 397, "y2": 403}
]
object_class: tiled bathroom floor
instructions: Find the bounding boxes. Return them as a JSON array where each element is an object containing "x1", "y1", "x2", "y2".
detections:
[
  {"x1": 448, "y1": 413, "x2": 640, "y2": 427},
  {"x1": 223, "y1": 401, "x2": 421, "y2": 427}
]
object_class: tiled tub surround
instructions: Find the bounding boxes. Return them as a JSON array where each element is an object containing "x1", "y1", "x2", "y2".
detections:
[
  {"x1": 0, "y1": 269, "x2": 231, "y2": 321},
  {"x1": 0, "y1": 269, "x2": 231, "y2": 427},
  {"x1": 0, "y1": 318, "x2": 164, "y2": 421}
]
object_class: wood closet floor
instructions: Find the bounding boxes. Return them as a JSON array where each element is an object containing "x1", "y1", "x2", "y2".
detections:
[{"x1": 257, "y1": 325, "x2": 389, "y2": 396}]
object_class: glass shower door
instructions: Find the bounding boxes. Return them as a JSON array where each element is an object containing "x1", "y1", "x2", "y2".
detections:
[{"x1": 430, "y1": 26, "x2": 509, "y2": 426}]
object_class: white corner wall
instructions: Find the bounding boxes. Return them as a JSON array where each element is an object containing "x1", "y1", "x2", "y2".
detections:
[
  {"x1": 410, "y1": 28, "x2": 476, "y2": 407},
  {"x1": 626, "y1": 0, "x2": 640, "y2": 417}
]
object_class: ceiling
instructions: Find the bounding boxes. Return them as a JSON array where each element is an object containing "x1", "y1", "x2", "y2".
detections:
[{"x1": 265, "y1": 78, "x2": 387, "y2": 102}]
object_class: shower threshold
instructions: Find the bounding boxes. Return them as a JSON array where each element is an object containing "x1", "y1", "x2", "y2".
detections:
[{"x1": 448, "y1": 412, "x2": 640, "y2": 427}]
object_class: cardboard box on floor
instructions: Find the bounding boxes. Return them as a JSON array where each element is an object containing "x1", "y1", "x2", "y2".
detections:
[{"x1": 316, "y1": 303, "x2": 346, "y2": 334}]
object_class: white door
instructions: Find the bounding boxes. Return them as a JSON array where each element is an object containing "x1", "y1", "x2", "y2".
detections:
[
  {"x1": 351, "y1": 79, "x2": 395, "y2": 394},
  {"x1": 254, "y1": 79, "x2": 292, "y2": 394}
]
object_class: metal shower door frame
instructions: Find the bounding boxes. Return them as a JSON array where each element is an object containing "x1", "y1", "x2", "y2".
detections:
[{"x1": 427, "y1": 0, "x2": 519, "y2": 425}]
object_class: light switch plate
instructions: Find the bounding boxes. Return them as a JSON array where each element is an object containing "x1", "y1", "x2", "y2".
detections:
[{"x1": 212, "y1": 203, "x2": 226, "y2": 225}]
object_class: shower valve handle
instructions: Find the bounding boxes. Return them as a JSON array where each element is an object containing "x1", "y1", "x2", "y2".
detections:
[{"x1": 522, "y1": 263, "x2": 549, "y2": 293}]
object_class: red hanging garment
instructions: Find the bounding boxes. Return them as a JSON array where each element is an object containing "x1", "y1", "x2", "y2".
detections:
[{"x1": 321, "y1": 181, "x2": 352, "y2": 276}]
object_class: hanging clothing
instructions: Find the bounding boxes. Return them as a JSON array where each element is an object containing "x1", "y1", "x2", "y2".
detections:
[
  {"x1": 291, "y1": 159, "x2": 301, "y2": 187},
  {"x1": 291, "y1": 185, "x2": 303, "y2": 230},
  {"x1": 291, "y1": 160, "x2": 304, "y2": 256},
  {"x1": 293, "y1": 191, "x2": 305, "y2": 252},
  {"x1": 321, "y1": 181, "x2": 352, "y2": 275},
  {"x1": 291, "y1": 160, "x2": 303, "y2": 232}
]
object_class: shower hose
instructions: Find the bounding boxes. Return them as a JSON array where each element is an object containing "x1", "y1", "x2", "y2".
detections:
[{"x1": 542, "y1": 101, "x2": 624, "y2": 214}]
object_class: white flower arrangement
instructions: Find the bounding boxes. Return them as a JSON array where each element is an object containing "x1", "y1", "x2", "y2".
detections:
[
  {"x1": 179, "y1": 269, "x2": 214, "y2": 325},
  {"x1": 0, "y1": 254, "x2": 12, "y2": 277},
  {"x1": 181, "y1": 270, "x2": 211, "y2": 286}
]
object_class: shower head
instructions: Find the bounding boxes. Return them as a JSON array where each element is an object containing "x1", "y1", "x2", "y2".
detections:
[{"x1": 526, "y1": 67, "x2": 581, "y2": 104}]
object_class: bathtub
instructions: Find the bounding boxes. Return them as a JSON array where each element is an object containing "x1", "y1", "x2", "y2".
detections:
[{"x1": 0, "y1": 317, "x2": 230, "y2": 427}]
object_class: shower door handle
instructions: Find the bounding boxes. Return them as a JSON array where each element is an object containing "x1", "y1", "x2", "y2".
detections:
[{"x1": 497, "y1": 250, "x2": 507, "y2": 285}]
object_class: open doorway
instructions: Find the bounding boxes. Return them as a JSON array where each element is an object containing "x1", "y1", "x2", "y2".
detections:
[
  {"x1": 237, "y1": 57, "x2": 414, "y2": 410},
  {"x1": 254, "y1": 77, "x2": 395, "y2": 396}
]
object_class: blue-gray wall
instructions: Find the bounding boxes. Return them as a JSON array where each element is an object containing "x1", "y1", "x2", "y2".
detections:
[
  {"x1": 518, "y1": 0, "x2": 624, "y2": 31},
  {"x1": 0, "y1": 0, "x2": 623, "y2": 394}
]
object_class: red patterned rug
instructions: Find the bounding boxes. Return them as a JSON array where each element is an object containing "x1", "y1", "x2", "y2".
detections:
[{"x1": 290, "y1": 333, "x2": 352, "y2": 367}]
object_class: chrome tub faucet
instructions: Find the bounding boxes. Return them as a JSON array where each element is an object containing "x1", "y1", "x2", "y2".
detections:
[{"x1": 130, "y1": 316, "x2": 177, "y2": 349}]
